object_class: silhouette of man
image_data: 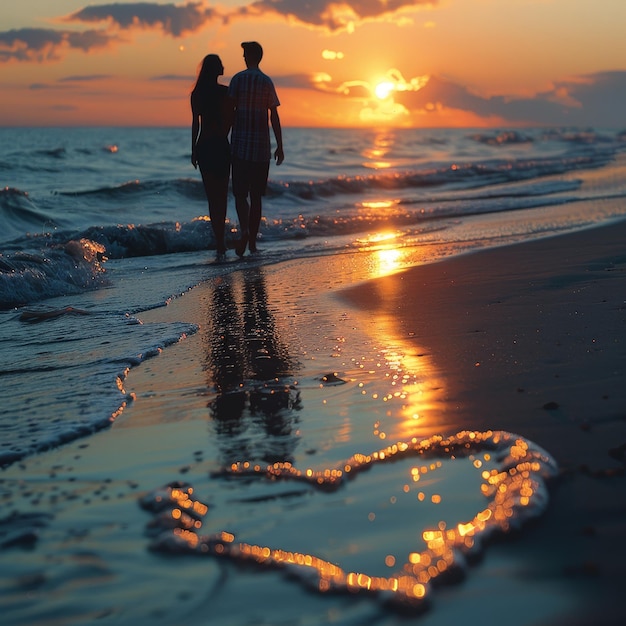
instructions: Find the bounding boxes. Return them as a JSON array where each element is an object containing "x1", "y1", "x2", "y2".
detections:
[{"x1": 228, "y1": 41, "x2": 284, "y2": 256}]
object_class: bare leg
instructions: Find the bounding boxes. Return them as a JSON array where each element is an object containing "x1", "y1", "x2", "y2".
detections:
[
  {"x1": 248, "y1": 192, "x2": 263, "y2": 253},
  {"x1": 234, "y1": 194, "x2": 249, "y2": 256},
  {"x1": 200, "y1": 168, "x2": 229, "y2": 254},
  {"x1": 208, "y1": 178, "x2": 228, "y2": 253},
  {"x1": 209, "y1": 198, "x2": 227, "y2": 253}
]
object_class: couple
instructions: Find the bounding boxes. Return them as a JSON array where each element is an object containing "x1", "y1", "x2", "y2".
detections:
[{"x1": 191, "y1": 41, "x2": 284, "y2": 260}]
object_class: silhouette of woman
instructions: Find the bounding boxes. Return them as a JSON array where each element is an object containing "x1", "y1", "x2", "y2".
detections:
[{"x1": 191, "y1": 54, "x2": 233, "y2": 260}]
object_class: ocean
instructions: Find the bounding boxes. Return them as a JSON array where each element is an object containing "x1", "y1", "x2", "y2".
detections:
[{"x1": 1, "y1": 125, "x2": 625, "y2": 467}]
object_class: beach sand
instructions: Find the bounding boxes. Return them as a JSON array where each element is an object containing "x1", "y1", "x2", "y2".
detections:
[{"x1": 2, "y1": 220, "x2": 625, "y2": 625}]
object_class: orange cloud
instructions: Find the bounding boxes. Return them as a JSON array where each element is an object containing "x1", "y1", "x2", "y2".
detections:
[
  {"x1": 307, "y1": 68, "x2": 428, "y2": 102},
  {"x1": 284, "y1": 67, "x2": 430, "y2": 125}
]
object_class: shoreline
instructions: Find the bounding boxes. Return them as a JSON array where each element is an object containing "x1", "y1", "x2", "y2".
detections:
[{"x1": 2, "y1": 220, "x2": 625, "y2": 625}]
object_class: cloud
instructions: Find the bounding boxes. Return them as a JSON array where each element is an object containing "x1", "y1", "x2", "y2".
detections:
[
  {"x1": 0, "y1": 27, "x2": 114, "y2": 62},
  {"x1": 28, "y1": 76, "x2": 111, "y2": 91},
  {"x1": 243, "y1": 0, "x2": 435, "y2": 32},
  {"x1": 300, "y1": 68, "x2": 626, "y2": 127},
  {"x1": 394, "y1": 71, "x2": 626, "y2": 127},
  {"x1": 65, "y1": 2, "x2": 220, "y2": 37},
  {"x1": 306, "y1": 67, "x2": 427, "y2": 100},
  {"x1": 150, "y1": 74, "x2": 195, "y2": 81},
  {"x1": 63, "y1": 1, "x2": 435, "y2": 35},
  {"x1": 273, "y1": 71, "x2": 374, "y2": 98},
  {"x1": 2, "y1": 2, "x2": 433, "y2": 65},
  {"x1": 322, "y1": 49, "x2": 344, "y2": 60},
  {"x1": 549, "y1": 71, "x2": 626, "y2": 125},
  {"x1": 58, "y1": 74, "x2": 113, "y2": 82},
  {"x1": 29, "y1": 83, "x2": 62, "y2": 90},
  {"x1": 272, "y1": 73, "x2": 328, "y2": 90}
]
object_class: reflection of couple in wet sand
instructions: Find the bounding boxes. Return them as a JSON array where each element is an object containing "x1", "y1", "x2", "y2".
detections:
[
  {"x1": 191, "y1": 41, "x2": 284, "y2": 262},
  {"x1": 204, "y1": 266, "x2": 300, "y2": 464}
]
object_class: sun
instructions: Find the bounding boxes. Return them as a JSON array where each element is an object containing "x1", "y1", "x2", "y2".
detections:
[{"x1": 375, "y1": 81, "x2": 395, "y2": 100}]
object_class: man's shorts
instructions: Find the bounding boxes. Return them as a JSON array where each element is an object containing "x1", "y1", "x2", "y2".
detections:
[{"x1": 232, "y1": 157, "x2": 270, "y2": 197}]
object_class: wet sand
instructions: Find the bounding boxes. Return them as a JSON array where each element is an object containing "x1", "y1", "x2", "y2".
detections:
[
  {"x1": 343, "y1": 219, "x2": 626, "y2": 467},
  {"x1": 2, "y1": 220, "x2": 625, "y2": 625}
]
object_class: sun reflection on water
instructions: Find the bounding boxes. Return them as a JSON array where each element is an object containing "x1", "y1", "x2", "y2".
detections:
[
  {"x1": 354, "y1": 231, "x2": 410, "y2": 280},
  {"x1": 351, "y1": 303, "x2": 446, "y2": 442},
  {"x1": 361, "y1": 130, "x2": 396, "y2": 169}
]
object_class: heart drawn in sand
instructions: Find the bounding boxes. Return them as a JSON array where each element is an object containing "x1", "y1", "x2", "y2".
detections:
[{"x1": 140, "y1": 429, "x2": 557, "y2": 613}]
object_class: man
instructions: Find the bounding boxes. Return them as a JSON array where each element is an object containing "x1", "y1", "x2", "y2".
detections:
[{"x1": 228, "y1": 41, "x2": 284, "y2": 256}]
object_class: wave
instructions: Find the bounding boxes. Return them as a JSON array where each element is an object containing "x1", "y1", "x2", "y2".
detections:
[
  {"x1": 270, "y1": 151, "x2": 613, "y2": 200},
  {"x1": 23, "y1": 178, "x2": 581, "y2": 258},
  {"x1": 8, "y1": 143, "x2": 121, "y2": 162},
  {"x1": 469, "y1": 130, "x2": 534, "y2": 145},
  {"x1": 0, "y1": 187, "x2": 57, "y2": 240},
  {"x1": 37, "y1": 147, "x2": 67, "y2": 158},
  {"x1": 55, "y1": 177, "x2": 206, "y2": 202},
  {"x1": 41, "y1": 149, "x2": 615, "y2": 206},
  {"x1": 0, "y1": 238, "x2": 107, "y2": 309},
  {"x1": 469, "y1": 128, "x2": 625, "y2": 147},
  {"x1": 0, "y1": 315, "x2": 198, "y2": 468},
  {"x1": 542, "y1": 128, "x2": 625, "y2": 145},
  {"x1": 78, "y1": 219, "x2": 218, "y2": 258}
]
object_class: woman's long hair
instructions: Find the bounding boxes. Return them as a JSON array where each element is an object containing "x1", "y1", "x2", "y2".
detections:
[{"x1": 192, "y1": 54, "x2": 223, "y2": 98}]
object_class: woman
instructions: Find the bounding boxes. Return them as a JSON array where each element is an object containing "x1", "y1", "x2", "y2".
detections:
[{"x1": 191, "y1": 54, "x2": 233, "y2": 259}]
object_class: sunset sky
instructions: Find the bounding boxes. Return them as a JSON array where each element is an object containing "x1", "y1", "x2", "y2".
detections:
[{"x1": 1, "y1": 1, "x2": 625, "y2": 127}]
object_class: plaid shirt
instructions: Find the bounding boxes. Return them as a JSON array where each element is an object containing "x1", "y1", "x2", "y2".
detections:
[{"x1": 228, "y1": 68, "x2": 280, "y2": 162}]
